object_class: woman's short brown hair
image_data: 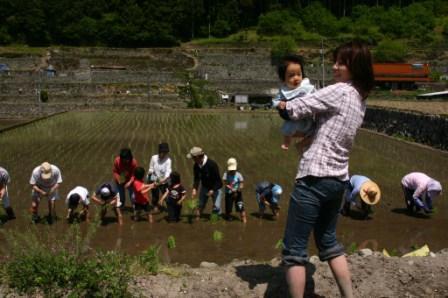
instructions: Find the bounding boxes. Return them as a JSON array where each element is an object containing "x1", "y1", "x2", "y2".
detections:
[{"x1": 333, "y1": 40, "x2": 374, "y2": 99}]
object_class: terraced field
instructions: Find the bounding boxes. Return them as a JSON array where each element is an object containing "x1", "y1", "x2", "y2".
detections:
[{"x1": 0, "y1": 111, "x2": 447, "y2": 266}]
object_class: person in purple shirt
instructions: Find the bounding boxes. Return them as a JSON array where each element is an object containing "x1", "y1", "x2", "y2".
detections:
[{"x1": 401, "y1": 172, "x2": 442, "y2": 214}]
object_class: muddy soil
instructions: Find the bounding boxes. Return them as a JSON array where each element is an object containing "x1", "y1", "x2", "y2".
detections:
[{"x1": 129, "y1": 249, "x2": 448, "y2": 298}]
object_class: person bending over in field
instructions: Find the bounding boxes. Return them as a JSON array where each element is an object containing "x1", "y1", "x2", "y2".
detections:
[
  {"x1": 30, "y1": 161, "x2": 62, "y2": 224},
  {"x1": 91, "y1": 182, "x2": 123, "y2": 225},
  {"x1": 113, "y1": 148, "x2": 138, "y2": 210},
  {"x1": 0, "y1": 166, "x2": 16, "y2": 222},
  {"x1": 66, "y1": 186, "x2": 90, "y2": 223}
]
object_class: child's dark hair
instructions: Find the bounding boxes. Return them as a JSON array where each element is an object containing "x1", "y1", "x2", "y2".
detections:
[
  {"x1": 170, "y1": 171, "x2": 181, "y2": 185},
  {"x1": 119, "y1": 148, "x2": 133, "y2": 161},
  {"x1": 333, "y1": 40, "x2": 374, "y2": 99},
  {"x1": 134, "y1": 167, "x2": 145, "y2": 180},
  {"x1": 277, "y1": 54, "x2": 305, "y2": 82},
  {"x1": 68, "y1": 193, "x2": 81, "y2": 208}
]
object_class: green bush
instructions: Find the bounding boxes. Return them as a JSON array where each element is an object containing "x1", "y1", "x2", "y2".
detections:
[
  {"x1": 373, "y1": 39, "x2": 408, "y2": 62},
  {"x1": 40, "y1": 90, "x2": 48, "y2": 102}
]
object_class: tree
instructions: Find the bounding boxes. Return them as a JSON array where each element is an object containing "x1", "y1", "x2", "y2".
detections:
[
  {"x1": 374, "y1": 39, "x2": 408, "y2": 62},
  {"x1": 300, "y1": 2, "x2": 338, "y2": 37}
]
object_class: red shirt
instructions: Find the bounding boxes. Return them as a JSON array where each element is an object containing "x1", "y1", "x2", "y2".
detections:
[
  {"x1": 113, "y1": 157, "x2": 137, "y2": 183},
  {"x1": 133, "y1": 180, "x2": 149, "y2": 205}
]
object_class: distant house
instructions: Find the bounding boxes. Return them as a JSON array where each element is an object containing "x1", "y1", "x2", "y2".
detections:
[
  {"x1": 0, "y1": 64, "x2": 10, "y2": 75},
  {"x1": 373, "y1": 63, "x2": 431, "y2": 89}
]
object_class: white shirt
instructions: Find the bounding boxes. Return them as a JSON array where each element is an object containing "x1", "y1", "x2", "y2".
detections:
[
  {"x1": 30, "y1": 164, "x2": 63, "y2": 189},
  {"x1": 66, "y1": 186, "x2": 90, "y2": 206},
  {"x1": 147, "y1": 154, "x2": 172, "y2": 182}
]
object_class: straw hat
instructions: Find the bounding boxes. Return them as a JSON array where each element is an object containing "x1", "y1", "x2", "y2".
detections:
[
  {"x1": 40, "y1": 162, "x2": 52, "y2": 180},
  {"x1": 186, "y1": 147, "x2": 204, "y2": 158},
  {"x1": 227, "y1": 158, "x2": 237, "y2": 171},
  {"x1": 359, "y1": 180, "x2": 381, "y2": 205}
]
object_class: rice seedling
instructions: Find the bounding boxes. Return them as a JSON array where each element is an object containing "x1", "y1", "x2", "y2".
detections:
[
  {"x1": 212, "y1": 230, "x2": 223, "y2": 242},
  {"x1": 275, "y1": 239, "x2": 284, "y2": 250},
  {"x1": 167, "y1": 235, "x2": 176, "y2": 249}
]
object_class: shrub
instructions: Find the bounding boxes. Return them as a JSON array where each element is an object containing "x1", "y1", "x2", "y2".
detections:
[{"x1": 40, "y1": 90, "x2": 48, "y2": 102}]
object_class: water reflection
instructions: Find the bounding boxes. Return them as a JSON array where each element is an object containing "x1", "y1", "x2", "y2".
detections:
[
  {"x1": 0, "y1": 112, "x2": 447, "y2": 265},
  {"x1": 234, "y1": 121, "x2": 248, "y2": 130}
]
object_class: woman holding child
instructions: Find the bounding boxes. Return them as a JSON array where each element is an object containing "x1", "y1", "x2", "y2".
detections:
[{"x1": 278, "y1": 41, "x2": 374, "y2": 298}]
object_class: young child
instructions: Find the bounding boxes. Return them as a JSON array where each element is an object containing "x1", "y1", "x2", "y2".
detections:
[
  {"x1": 91, "y1": 182, "x2": 123, "y2": 225},
  {"x1": 66, "y1": 186, "x2": 90, "y2": 222},
  {"x1": 222, "y1": 158, "x2": 246, "y2": 223},
  {"x1": 132, "y1": 167, "x2": 155, "y2": 223},
  {"x1": 159, "y1": 171, "x2": 186, "y2": 222},
  {"x1": 272, "y1": 54, "x2": 316, "y2": 150}
]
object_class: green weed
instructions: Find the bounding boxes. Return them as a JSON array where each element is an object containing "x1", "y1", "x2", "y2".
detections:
[
  {"x1": 389, "y1": 249, "x2": 399, "y2": 257},
  {"x1": 212, "y1": 230, "x2": 223, "y2": 242},
  {"x1": 167, "y1": 235, "x2": 176, "y2": 249},
  {"x1": 348, "y1": 242, "x2": 358, "y2": 254},
  {"x1": 0, "y1": 223, "x2": 131, "y2": 297},
  {"x1": 139, "y1": 245, "x2": 161, "y2": 274},
  {"x1": 275, "y1": 239, "x2": 284, "y2": 250}
]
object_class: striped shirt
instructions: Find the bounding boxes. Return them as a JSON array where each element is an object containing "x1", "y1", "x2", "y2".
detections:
[{"x1": 286, "y1": 82, "x2": 365, "y2": 181}]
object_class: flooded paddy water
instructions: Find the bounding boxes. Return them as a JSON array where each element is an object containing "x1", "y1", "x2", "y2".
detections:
[{"x1": 0, "y1": 111, "x2": 447, "y2": 266}]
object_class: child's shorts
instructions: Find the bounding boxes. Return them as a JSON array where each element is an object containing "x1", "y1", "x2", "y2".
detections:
[
  {"x1": 32, "y1": 188, "x2": 59, "y2": 201},
  {"x1": 281, "y1": 118, "x2": 314, "y2": 137}
]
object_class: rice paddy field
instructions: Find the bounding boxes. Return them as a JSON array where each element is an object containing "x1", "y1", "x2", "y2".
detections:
[{"x1": 0, "y1": 111, "x2": 447, "y2": 266}]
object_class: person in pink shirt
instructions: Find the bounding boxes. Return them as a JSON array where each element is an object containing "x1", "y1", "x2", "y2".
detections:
[
  {"x1": 113, "y1": 148, "x2": 138, "y2": 210},
  {"x1": 401, "y1": 172, "x2": 442, "y2": 214}
]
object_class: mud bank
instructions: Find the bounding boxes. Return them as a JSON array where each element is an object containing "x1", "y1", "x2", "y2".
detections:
[{"x1": 129, "y1": 249, "x2": 448, "y2": 298}]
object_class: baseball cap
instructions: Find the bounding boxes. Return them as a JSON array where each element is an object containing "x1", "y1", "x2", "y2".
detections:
[{"x1": 40, "y1": 162, "x2": 52, "y2": 180}]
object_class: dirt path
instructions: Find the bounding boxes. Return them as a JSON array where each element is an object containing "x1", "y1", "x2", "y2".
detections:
[{"x1": 130, "y1": 249, "x2": 448, "y2": 297}]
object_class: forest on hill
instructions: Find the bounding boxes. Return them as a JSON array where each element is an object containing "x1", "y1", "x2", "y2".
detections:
[{"x1": 0, "y1": 0, "x2": 447, "y2": 51}]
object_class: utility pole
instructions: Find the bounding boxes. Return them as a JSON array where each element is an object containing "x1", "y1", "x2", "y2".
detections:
[{"x1": 320, "y1": 38, "x2": 325, "y2": 88}]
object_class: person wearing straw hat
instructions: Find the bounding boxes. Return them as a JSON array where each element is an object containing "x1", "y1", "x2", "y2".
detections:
[
  {"x1": 147, "y1": 142, "x2": 172, "y2": 213},
  {"x1": 187, "y1": 146, "x2": 222, "y2": 220},
  {"x1": 401, "y1": 172, "x2": 442, "y2": 214},
  {"x1": 222, "y1": 157, "x2": 246, "y2": 223},
  {"x1": 29, "y1": 161, "x2": 62, "y2": 224},
  {"x1": 341, "y1": 175, "x2": 381, "y2": 219},
  {"x1": 0, "y1": 166, "x2": 16, "y2": 222}
]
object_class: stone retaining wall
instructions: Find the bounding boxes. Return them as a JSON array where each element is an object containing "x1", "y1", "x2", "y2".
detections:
[{"x1": 363, "y1": 106, "x2": 448, "y2": 150}]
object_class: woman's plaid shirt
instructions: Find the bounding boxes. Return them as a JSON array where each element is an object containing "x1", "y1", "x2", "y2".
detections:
[{"x1": 285, "y1": 82, "x2": 366, "y2": 181}]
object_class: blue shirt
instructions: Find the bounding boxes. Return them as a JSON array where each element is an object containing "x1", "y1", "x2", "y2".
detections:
[{"x1": 345, "y1": 175, "x2": 370, "y2": 203}]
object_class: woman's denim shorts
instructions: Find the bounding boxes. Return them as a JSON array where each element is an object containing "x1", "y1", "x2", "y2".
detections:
[{"x1": 282, "y1": 176, "x2": 348, "y2": 266}]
